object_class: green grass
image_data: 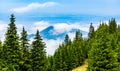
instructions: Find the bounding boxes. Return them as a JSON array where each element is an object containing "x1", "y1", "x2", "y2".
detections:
[{"x1": 72, "y1": 59, "x2": 88, "y2": 71}]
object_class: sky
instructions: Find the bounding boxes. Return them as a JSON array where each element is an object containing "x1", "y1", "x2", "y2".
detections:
[{"x1": 0, "y1": 0, "x2": 120, "y2": 55}]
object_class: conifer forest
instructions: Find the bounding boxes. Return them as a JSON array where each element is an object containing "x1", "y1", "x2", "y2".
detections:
[{"x1": 0, "y1": 14, "x2": 120, "y2": 71}]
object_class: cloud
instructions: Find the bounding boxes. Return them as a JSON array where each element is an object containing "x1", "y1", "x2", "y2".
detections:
[
  {"x1": 0, "y1": 20, "x2": 99, "y2": 55},
  {"x1": 26, "y1": 21, "x2": 91, "y2": 55},
  {"x1": 43, "y1": 38, "x2": 63, "y2": 55},
  {"x1": 11, "y1": 2, "x2": 57, "y2": 13},
  {"x1": 0, "y1": 21, "x2": 8, "y2": 41},
  {"x1": 29, "y1": 21, "x2": 94, "y2": 36},
  {"x1": 16, "y1": 24, "x2": 24, "y2": 35},
  {"x1": 52, "y1": 22, "x2": 89, "y2": 35},
  {"x1": 30, "y1": 21, "x2": 50, "y2": 34},
  {"x1": 0, "y1": 21, "x2": 7, "y2": 31},
  {"x1": 67, "y1": 32, "x2": 75, "y2": 41}
]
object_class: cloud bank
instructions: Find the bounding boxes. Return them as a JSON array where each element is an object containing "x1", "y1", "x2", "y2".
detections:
[
  {"x1": 44, "y1": 38, "x2": 63, "y2": 55},
  {"x1": 11, "y1": 2, "x2": 57, "y2": 13},
  {"x1": 31, "y1": 21, "x2": 50, "y2": 34},
  {"x1": 52, "y1": 22, "x2": 90, "y2": 35},
  {"x1": 0, "y1": 20, "x2": 100, "y2": 55}
]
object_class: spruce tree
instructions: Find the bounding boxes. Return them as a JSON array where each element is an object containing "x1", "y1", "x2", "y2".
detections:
[
  {"x1": 31, "y1": 30, "x2": 46, "y2": 71},
  {"x1": 88, "y1": 23, "x2": 94, "y2": 38},
  {"x1": 74, "y1": 30, "x2": 86, "y2": 65},
  {"x1": 64, "y1": 34, "x2": 71, "y2": 45},
  {"x1": 3, "y1": 14, "x2": 22, "y2": 70},
  {"x1": 20, "y1": 27, "x2": 31, "y2": 71},
  {"x1": 75, "y1": 30, "x2": 82, "y2": 40},
  {"x1": 109, "y1": 18, "x2": 117, "y2": 33},
  {"x1": 20, "y1": 27, "x2": 29, "y2": 55}
]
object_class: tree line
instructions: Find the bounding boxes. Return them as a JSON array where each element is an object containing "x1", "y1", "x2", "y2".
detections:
[{"x1": 0, "y1": 14, "x2": 120, "y2": 71}]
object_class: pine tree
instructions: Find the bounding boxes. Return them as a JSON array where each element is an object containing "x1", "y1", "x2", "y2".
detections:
[
  {"x1": 64, "y1": 34, "x2": 71, "y2": 45},
  {"x1": 88, "y1": 23, "x2": 94, "y2": 38},
  {"x1": 20, "y1": 27, "x2": 31, "y2": 71},
  {"x1": 3, "y1": 14, "x2": 22, "y2": 70},
  {"x1": 20, "y1": 27, "x2": 29, "y2": 55},
  {"x1": 75, "y1": 30, "x2": 82, "y2": 40},
  {"x1": 74, "y1": 30, "x2": 86, "y2": 65},
  {"x1": 54, "y1": 47, "x2": 63, "y2": 71},
  {"x1": 109, "y1": 18, "x2": 117, "y2": 33},
  {"x1": 31, "y1": 30, "x2": 46, "y2": 71}
]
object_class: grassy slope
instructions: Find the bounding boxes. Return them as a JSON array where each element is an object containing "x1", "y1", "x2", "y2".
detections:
[{"x1": 72, "y1": 59, "x2": 88, "y2": 71}]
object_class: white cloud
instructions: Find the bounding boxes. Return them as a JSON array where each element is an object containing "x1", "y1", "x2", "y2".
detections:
[
  {"x1": 43, "y1": 38, "x2": 63, "y2": 55},
  {"x1": 16, "y1": 24, "x2": 24, "y2": 35},
  {"x1": 27, "y1": 21, "x2": 91, "y2": 55},
  {"x1": 11, "y1": 2, "x2": 57, "y2": 13},
  {"x1": 52, "y1": 22, "x2": 89, "y2": 35},
  {"x1": 117, "y1": 22, "x2": 120, "y2": 25},
  {"x1": 0, "y1": 20, "x2": 100, "y2": 55},
  {"x1": 29, "y1": 21, "x2": 94, "y2": 35},
  {"x1": 0, "y1": 21, "x2": 7, "y2": 31},
  {"x1": 68, "y1": 32, "x2": 75, "y2": 41},
  {"x1": 0, "y1": 21, "x2": 8, "y2": 41},
  {"x1": 30, "y1": 21, "x2": 50, "y2": 34}
]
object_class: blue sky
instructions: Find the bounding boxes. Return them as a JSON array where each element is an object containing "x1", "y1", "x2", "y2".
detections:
[
  {"x1": 1, "y1": 0, "x2": 120, "y2": 15},
  {"x1": 0, "y1": 0, "x2": 120, "y2": 24},
  {"x1": 0, "y1": 0, "x2": 120, "y2": 55}
]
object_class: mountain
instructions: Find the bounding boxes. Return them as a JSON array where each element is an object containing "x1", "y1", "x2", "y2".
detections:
[{"x1": 28, "y1": 25, "x2": 87, "y2": 40}]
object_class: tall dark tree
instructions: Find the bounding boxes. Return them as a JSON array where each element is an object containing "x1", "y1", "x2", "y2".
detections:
[
  {"x1": 109, "y1": 18, "x2": 117, "y2": 33},
  {"x1": 88, "y1": 23, "x2": 94, "y2": 38},
  {"x1": 75, "y1": 30, "x2": 82, "y2": 40},
  {"x1": 3, "y1": 14, "x2": 22, "y2": 70},
  {"x1": 20, "y1": 26, "x2": 29, "y2": 54},
  {"x1": 74, "y1": 30, "x2": 86, "y2": 65},
  {"x1": 64, "y1": 34, "x2": 71, "y2": 45},
  {"x1": 20, "y1": 27, "x2": 31, "y2": 71},
  {"x1": 31, "y1": 30, "x2": 46, "y2": 71}
]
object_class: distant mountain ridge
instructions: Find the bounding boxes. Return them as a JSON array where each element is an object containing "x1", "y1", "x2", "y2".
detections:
[{"x1": 28, "y1": 25, "x2": 87, "y2": 40}]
